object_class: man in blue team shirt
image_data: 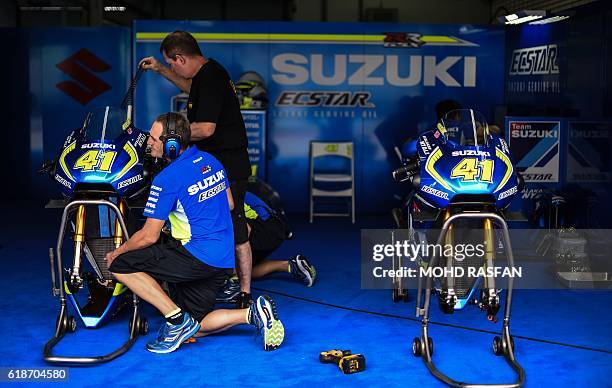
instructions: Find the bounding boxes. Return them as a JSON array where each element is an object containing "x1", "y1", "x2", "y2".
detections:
[{"x1": 106, "y1": 112, "x2": 284, "y2": 353}]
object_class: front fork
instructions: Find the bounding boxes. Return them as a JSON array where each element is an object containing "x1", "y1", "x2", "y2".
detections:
[
  {"x1": 479, "y1": 218, "x2": 500, "y2": 321},
  {"x1": 68, "y1": 205, "x2": 86, "y2": 289},
  {"x1": 68, "y1": 200, "x2": 127, "y2": 289},
  {"x1": 113, "y1": 200, "x2": 127, "y2": 249},
  {"x1": 440, "y1": 210, "x2": 457, "y2": 312},
  {"x1": 439, "y1": 212, "x2": 500, "y2": 320}
]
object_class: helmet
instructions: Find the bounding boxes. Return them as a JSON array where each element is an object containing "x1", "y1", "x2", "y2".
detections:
[
  {"x1": 238, "y1": 71, "x2": 266, "y2": 86},
  {"x1": 235, "y1": 71, "x2": 268, "y2": 109}
]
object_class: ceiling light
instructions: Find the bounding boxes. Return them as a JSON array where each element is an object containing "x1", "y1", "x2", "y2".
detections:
[
  {"x1": 104, "y1": 6, "x2": 126, "y2": 12},
  {"x1": 499, "y1": 10, "x2": 547, "y2": 25},
  {"x1": 529, "y1": 12, "x2": 573, "y2": 25}
]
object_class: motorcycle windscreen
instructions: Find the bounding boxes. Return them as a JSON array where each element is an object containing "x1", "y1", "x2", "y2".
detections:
[
  {"x1": 81, "y1": 106, "x2": 130, "y2": 144},
  {"x1": 441, "y1": 109, "x2": 490, "y2": 147}
]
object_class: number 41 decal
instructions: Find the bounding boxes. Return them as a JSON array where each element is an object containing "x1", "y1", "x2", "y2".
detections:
[
  {"x1": 74, "y1": 150, "x2": 117, "y2": 172},
  {"x1": 451, "y1": 158, "x2": 494, "y2": 182}
]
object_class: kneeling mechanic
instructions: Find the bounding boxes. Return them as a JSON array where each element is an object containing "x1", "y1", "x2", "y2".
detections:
[{"x1": 105, "y1": 112, "x2": 284, "y2": 353}]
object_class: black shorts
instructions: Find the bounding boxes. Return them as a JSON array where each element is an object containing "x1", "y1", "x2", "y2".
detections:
[
  {"x1": 230, "y1": 179, "x2": 249, "y2": 245},
  {"x1": 249, "y1": 216, "x2": 287, "y2": 264},
  {"x1": 109, "y1": 236, "x2": 232, "y2": 322}
]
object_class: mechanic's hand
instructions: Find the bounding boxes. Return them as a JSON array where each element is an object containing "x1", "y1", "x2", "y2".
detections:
[
  {"x1": 139, "y1": 56, "x2": 163, "y2": 72},
  {"x1": 105, "y1": 250, "x2": 120, "y2": 266}
]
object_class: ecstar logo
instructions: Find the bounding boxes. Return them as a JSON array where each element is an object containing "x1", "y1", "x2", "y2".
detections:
[
  {"x1": 522, "y1": 173, "x2": 553, "y2": 181},
  {"x1": 276, "y1": 91, "x2": 374, "y2": 107},
  {"x1": 117, "y1": 174, "x2": 143, "y2": 189},
  {"x1": 422, "y1": 185, "x2": 449, "y2": 200},
  {"x1": 509, "y1": 45, "x2": 559, "y2": 76},
  {"x1": 497, "y1": 186, "x2": 518, "y2": 200}
]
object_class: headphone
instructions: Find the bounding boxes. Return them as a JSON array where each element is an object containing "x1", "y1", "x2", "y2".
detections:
[{"x1": 161, "y1": 114, "x2": 182, "y2": 159}]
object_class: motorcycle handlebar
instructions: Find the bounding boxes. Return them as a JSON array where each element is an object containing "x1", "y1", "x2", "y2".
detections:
[{"x1": 392, "y1": 161, "x2": 419, "y2": 182}]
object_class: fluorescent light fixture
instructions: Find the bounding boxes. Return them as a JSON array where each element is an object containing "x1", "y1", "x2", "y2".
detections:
[
  {"x1": 499, "y1": 10, "x2": 547, "y2": 25},
  {"x1": 104, "y1": 6, "x2": 126, "y2": 12},
  {"x1": 529, "y1": 12, "x2": 573, "y2": 25},
  {"x1": 505, "y1": 14, "x2": 519, "y2": 22},
  {"x1": 20, "y1": 6, "x2": 83, "y2": 11}
]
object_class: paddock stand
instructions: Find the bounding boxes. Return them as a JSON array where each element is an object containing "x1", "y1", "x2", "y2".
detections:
[
  {"x1": 390, "y1": 229, "x2": 410, "y2": 302},
  {"x1": 44, "y1": 199, "x2": 147, "y2": 365},
  {"x1": 413, "y1": 211, "x2": 525, "y2": 387}
]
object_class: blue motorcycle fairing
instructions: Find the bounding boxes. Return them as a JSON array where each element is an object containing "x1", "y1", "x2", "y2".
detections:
[
  {"x1": 412, "y1": 130, "x2": 519, "y2": 209},
  {"x1": 53, "y1": 127, "x2": 148, "y2": 199}
]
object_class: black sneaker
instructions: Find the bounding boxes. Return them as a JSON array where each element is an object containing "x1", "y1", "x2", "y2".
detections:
[
  {"x1": 288, "y1": 255, "x2": 317, "y2": 287},
  {"x1": 216, "y1": 276, "x2": 241, "y2": 303},
  {"x1": 235, "y1": 291, "x2": 253, "y2": 309}
]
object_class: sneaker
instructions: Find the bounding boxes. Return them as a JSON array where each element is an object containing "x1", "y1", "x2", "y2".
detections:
[
  {"x1": 216, "y1": 276, "x2": 241, "y2": 303},
  {"x1": 146, "y1": 313, "x2": 200, "y2": 354},
  {"x1": 249, "y1": 295, "x2": 285, "y2": 351},
  {"x1": 289, "y1": 255, "x2": 317, "y2": 287}
]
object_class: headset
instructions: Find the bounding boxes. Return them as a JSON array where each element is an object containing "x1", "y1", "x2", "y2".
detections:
[{"x1": 161, "y1": 114, "x2": 182, "y2": 159}]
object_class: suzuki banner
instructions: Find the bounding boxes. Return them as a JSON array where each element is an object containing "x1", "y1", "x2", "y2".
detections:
[
  {"x1": 505, "y1": 117, "x2": 564, "y2": 216},
  {"x1": 505, "y1": 24, "x2": 566, "y2": 110},
  {"x1": 507, "y1": 119, "x2": 561, "y2": 184},
  {"x1": 134, "y1": 21, "x2": 504, "y2": 213}
]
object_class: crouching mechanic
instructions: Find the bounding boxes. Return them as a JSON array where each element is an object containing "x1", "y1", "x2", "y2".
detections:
[
  {"x1": 246, "y1": 191, "x2": 316, "y2": 285},
  {"x1": 105, "y1": 112, "x2": 284, "y2": 353},
  {"x1": 218, "y1": 190, "x2": 316, "y2": 302}
]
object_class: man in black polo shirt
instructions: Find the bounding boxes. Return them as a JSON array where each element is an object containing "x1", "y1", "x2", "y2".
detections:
[{"x1": 140, "y1": 30, "x2": 253, "y2": 307}]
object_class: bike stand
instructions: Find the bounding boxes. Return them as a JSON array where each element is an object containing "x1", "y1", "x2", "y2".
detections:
[
  {"x1": 44, "y1": 199, "x2": 147, "y2": 365},
  {"x1": 413, "y1": 212, "x2": 526, "y2": 387},
  {"x1": 391, "y1": 230, "x2": 410, "y2": 302}
]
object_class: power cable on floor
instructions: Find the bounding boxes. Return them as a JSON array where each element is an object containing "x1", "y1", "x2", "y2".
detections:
[{"x1": 252, "y1": 287, "x2": 612, "y2": 355}]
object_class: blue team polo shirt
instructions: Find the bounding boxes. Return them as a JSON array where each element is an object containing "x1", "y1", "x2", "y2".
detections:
[{"x1": 143, "y1": 146, "x2": 235, "y2": 268}]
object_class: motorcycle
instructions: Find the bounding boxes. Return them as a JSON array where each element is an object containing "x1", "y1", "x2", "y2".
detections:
[
  {"x1": 41, "y1": 68, "x2": 156, "y2": 364},
  {"x1": 392, "y1": 109, "x2": 525, "y2": 387}
]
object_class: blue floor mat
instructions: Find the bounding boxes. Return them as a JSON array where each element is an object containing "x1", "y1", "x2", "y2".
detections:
[{"x1": 0, "y1": 202, "x2": 610, "y2": 386}]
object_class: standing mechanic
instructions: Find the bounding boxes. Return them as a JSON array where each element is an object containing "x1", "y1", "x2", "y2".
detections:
[
  {"x1": 139, "y1": 30, "x2": 254, "y2": 308},
  {"x1": 106, "y1": 113, "x2": 284, "y2": 353}
]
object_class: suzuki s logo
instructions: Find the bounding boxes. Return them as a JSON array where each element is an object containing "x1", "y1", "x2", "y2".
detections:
[
  {"x1": 272, "y1": 54, "x2": 476, "y2": 87},
  {"x1": 56, "y1": 49, "x2": 111, "y2": 105}
]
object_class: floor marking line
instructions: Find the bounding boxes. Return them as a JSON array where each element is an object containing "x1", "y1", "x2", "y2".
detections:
[{"x1": 252, "y1": 287, "x2": 612, "y2": 355}]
